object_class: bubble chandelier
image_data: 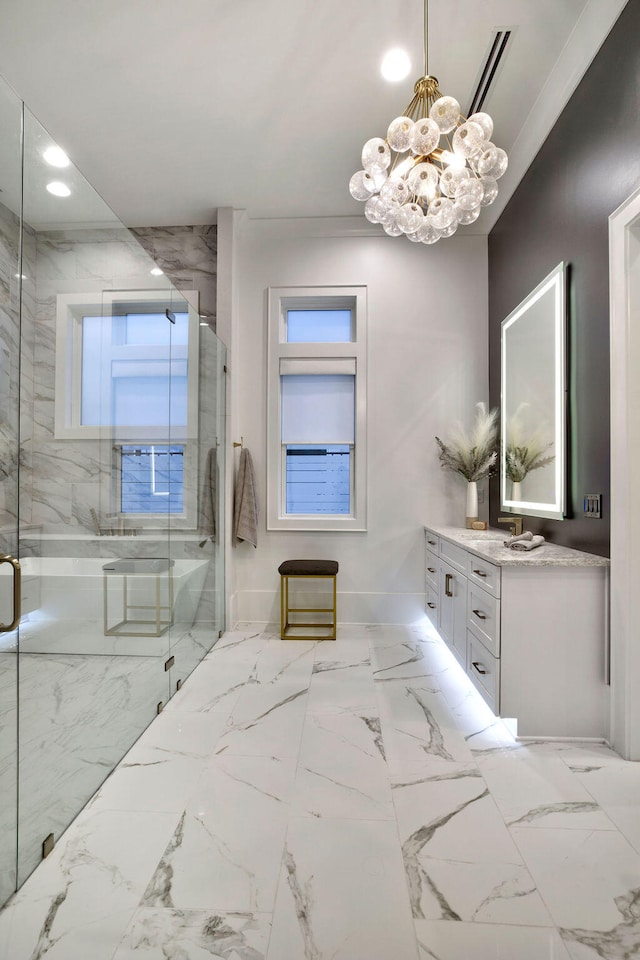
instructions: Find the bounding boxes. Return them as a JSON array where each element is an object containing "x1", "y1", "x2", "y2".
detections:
[{"x1": 349, "y1": 0, "x2": 508, "y2": 244}]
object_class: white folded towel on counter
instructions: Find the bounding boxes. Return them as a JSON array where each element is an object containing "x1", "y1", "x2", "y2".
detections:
[
  {"x1": 503, "y1": 531, "x2": 533, "y2": 547},
  {"x1": 510, "y1": 534, "x2": 546, "y2": 551}
]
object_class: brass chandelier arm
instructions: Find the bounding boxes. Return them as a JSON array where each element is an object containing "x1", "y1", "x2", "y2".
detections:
[
  {"x1": 398, "y1": 76, "x2": 442, "y2": 122},
  {"x1": 413, "y1": 75, "x2": 440, "y2": 101}
]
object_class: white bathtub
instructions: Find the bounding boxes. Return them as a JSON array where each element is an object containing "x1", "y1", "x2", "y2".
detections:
[{"x1": 0, "y1": 556, "x2": 209, "y2": 627}]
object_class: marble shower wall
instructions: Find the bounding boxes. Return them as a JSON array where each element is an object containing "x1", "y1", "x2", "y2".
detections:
[
  {"x1": 21, "y1": 224, "x2": 219, "y2": 544},
  {"x1": 130, "y1": 226, "x2": 217, "y2": 325}
]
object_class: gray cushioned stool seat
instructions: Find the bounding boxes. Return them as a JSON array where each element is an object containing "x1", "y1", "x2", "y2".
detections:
[{"x1": 278, "y1": 559, "x2": 338, "y2": 640}]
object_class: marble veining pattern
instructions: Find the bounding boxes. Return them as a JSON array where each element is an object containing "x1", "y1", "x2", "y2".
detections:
[
  {"x1": 113, "y1": 908, "x2": 270, "y2": 959},
  {"x1": 3, "y1": 622, "x2": 640, "y2": 960},
  {"x1": 24, "y1": 223, "x2": 221, "y2": 548},
  {"x1": 425, "y1": 524, "x2": 610, "y2": 567},
  {"x1": 559, "y1": 886, "x2": 640, "y2": 958}
]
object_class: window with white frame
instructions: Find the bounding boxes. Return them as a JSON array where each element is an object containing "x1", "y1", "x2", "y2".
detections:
[
  {"x1": 55, "y1": 290, "x2": 199, "y2": 442},
  {"x1": 267, "y1": 287, "x2": 367, "y2": 531},
  {"x1": 55, "y1": 289, "x2": 199, "y2": 521}
]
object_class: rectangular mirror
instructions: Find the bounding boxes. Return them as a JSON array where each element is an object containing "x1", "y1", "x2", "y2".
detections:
[{"x1": 500, "y1": 262, "x2": 566, "y2": 520}]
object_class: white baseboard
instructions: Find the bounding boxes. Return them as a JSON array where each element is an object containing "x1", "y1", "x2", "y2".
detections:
[{"x1": 235, "y1": 589, "x2": 426, "y2": 625}]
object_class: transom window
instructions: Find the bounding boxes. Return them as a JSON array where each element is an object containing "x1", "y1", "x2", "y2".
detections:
[{"x1": 286, "y1": 308, "x2": 353, "y2": 343}]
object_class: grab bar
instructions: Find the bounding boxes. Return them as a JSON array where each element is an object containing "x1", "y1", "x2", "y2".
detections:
[{"x1": 0, "y1": 553, "x2": 21, "y2": 633}]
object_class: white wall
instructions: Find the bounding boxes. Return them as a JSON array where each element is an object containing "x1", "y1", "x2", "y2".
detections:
[{"x1": 229, "y1": 215, "x2": 488, "y2": 625}]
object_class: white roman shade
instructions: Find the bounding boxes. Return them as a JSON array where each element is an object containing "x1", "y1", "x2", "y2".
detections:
[
  {"x1": 281, "y1": 366, "x2": 355, "y2": 444},
  {"x1": 279, "y1": 358, "x2": 356, "y2": 376}
]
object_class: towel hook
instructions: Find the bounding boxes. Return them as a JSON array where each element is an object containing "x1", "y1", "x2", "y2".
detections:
[{"x1": 233, "y1": 436, "x2": 244, "y2": 448}]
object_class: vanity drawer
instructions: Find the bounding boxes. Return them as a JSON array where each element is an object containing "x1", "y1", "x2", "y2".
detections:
[
  {"x1": 439, "y1": 538, "x2": 467, "y2": 575},
  {"x1": 467, "y1": 555, "x2": 501, "y2": 598},
  {"x1": 425, "y1": 585, "x2": 438, "y2": 626},
  {"x1": 425, "y1": 549, "x2": 439, "y2": 590},
  {"x1": 467, "y1": 632, "x2": 500, "y2": 714},
  {"x1": 424, "y1": 529, "x2": 439, "y2": 552},
  {"x1": 467, "y1": 581, "x2": 501, "y2": 655}
]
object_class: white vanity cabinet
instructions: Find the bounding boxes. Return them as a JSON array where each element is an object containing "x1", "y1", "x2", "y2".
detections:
[
  {"x1": 424, "y1": 540, "x2": 439, "y2": 627},
  {"x1": 466, "y1": 557, "x2": 501, "y2": 712},
  {"x1": 434, "y1": 538, "x2": 468, "y2": 669},
  {"x1": 438, "y1": 557, "x2": 467, "y2": 669},
  {"x1": 424, "y1": 525, "x2": 609, "y2": 739}
]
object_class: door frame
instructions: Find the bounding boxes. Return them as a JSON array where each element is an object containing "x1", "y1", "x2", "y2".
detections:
[{"x1": 609, "y1": 184, "x2": 640, "y2": 759}]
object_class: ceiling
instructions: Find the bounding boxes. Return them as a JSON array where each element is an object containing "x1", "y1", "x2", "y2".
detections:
[{"x1": 0, "y1": 0, "x2": 629, "y2": 232}]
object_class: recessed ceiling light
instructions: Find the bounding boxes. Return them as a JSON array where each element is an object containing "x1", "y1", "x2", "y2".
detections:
[
  {"x1": 43, "y1": 145, "x2": 70, "y2": 168},
  {"x1": 150, "y1": 267, "x2": 164, "y2": 276},
  {"x1": 381, "y1": 48, "x2": 411, "y2": 82},
  {"x1": 46, "y1": 181, "x2": 71, "y2": 197}
]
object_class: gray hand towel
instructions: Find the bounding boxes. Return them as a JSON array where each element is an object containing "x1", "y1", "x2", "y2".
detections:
[
  {"x1": 510, "y1": 534, "x2": 545, "y2": 551},
  {"x1": 198, "y1": 446, "x2": 217, "y2": 545},
  {"x1": 233, "y1": 448, "x2": 258, "y2": 547},
  {"x1": 503, "y1": 531, "x2": 534, "y2": 547}
]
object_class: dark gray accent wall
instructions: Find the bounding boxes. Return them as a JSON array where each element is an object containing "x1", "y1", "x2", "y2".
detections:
[{"x1": 488, "y1": 0, "x2": 640, "y2": 557}]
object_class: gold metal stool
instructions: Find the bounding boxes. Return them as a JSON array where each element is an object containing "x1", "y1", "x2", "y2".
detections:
[
  {"x1": 102, "y1": 558, "x2": 175, "y2": 638},
  {"x1": 278, "y1": 559, "x2": 338, "y2": 641}
]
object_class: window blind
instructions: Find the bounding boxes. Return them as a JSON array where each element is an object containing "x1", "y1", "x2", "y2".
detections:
[{"x1": 281, "y1": 373, "x2": 355, "y2": 444}]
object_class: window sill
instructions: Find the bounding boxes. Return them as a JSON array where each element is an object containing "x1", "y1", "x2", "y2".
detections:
[{"x1": 267, "y1": 516, "x2": 366, "y2": 533}]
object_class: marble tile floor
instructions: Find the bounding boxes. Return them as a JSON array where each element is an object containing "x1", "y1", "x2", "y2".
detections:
[
  {"x1": 1, "y1": 620, "x2": 218, "y2": 888},
  {"x1": 2, "y1": 620, "x2": 640, "y2": 959}
]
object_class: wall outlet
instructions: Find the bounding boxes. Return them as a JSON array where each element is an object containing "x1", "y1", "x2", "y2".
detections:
[
  {"x1": 583, "y1": 493, "x2": 601, "y2": 518},
  {"x1": 477, "y1": 488, "x2": 485, "y2": 504}
]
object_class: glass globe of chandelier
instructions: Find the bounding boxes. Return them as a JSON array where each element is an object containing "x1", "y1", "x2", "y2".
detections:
[{"x1": 349, "y1": 1, "x2": 508, "y2": 244}]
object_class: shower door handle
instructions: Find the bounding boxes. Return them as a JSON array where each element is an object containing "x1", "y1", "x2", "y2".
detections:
[{"x1": 0, "y1": 554, "x2": 21, "y2": 633}]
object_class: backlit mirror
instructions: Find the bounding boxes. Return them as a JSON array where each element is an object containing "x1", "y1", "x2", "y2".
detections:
[{"x1": 500, "y1": 262, "x2": 566, "y2": 520}]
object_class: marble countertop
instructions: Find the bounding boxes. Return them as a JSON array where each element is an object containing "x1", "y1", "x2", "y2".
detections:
[{"x1": 424, "y1": 524, "x2": 610, "y2": 567}]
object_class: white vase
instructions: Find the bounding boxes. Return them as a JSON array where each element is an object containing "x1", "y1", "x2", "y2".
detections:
[
  {"x1": 511, "y1": 480, "x2": 522, "y2": 501},
  {"x1": 465, "y1": 480, "x2": 478, "y2": 528}
]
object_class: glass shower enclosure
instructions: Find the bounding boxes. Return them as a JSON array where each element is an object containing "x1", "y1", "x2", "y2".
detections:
[{"x1": 0, "y1": 73, "x2": 226, "y2": 906}]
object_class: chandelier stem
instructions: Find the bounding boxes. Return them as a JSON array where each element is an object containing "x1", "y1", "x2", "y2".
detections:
[{"x1": 423, "y1": 0, "x2": 428, "y2": 76}]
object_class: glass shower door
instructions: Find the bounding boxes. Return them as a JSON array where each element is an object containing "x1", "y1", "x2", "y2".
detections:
[
  {"x1": 0, "y1": 77, "x2": 23, "y2": 910},
  {"x1": 0, "y1": 73, "x2": 226, "y2": 904},
  {"x1": 166, "y1": 292, "x2": 226, "y2": 697},
  {"x1": 14, "y1": 106, "x2": 176, "y2": 887}
]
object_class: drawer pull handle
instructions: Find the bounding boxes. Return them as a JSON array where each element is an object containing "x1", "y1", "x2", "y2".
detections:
[
  {"x1": 427, "y1": 539, "x2": 437, "y2": 546},
  {"x1": 427, "y1": 567, "x2": 436, "y2": 573},
  {"x1": 472, "y1": 660, "x2": 487, "y2": 675},
  {"x1": 472, "y1": 608, "x2": 487, "y2": 620},
  {"x1": 445, "y1": 573, "x2": 453, "y2": 597},
  {"x1": 472, "y1": 568, "x2": 487, "y2": 578},
  {"x1": 427, "y1": 602, "x2": 436, "y2": 609}
]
